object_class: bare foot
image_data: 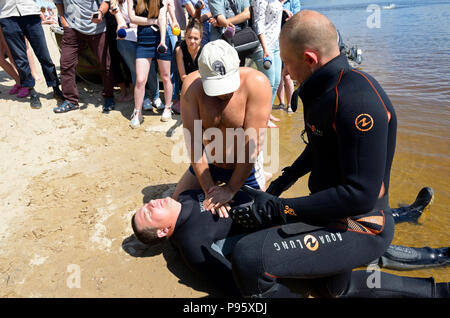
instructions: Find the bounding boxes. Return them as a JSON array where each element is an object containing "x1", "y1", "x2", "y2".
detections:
[
  {"x1": 270, "y1": 114, "x2": 280, "y2": 122},
  {"x1": 267, "y1": 120, "x2": 278, "y2": 128}
]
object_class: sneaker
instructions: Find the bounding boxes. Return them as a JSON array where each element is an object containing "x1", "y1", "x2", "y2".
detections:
[
  {"x1": 160, "y1": 105, "x2": 172, "y2": 122},
  {"x1": 142, "y1": 97, "x2": 152, "y2": 111},
  {"x1": 9, "y1": 84, "x2": 21, "y2": 95},
  {"x1": 30, "y1": 89, "x2": 42, "y2": 109},
  {"x1": 287, "y1": 106, "x2": 293, "y2": 113},
  {"x1": 17, "y1": 87, "x2": 30, "y2": 98},
  {"x1": 130, "y1": 108, "x2": 143, "y2": 128},
  {"x1": 153, "y1": 97, "x2": 163, "y2": 110},
  {"x1": 103, "y1": 97, "x2": 115, "y2": 113}
]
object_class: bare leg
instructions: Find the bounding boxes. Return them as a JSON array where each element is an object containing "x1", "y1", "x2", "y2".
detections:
[
  {"x1": 134, "y1": 58, "x2": 152, "y2": 112},
  {"x1": 276, "y1": 77, "x2": 285, "y2": 107},
  {"x1": 283, "y1": 68, "x2": 294, "y2": 111},
  {"x1": 26, "y1": 38, "x2": 41, "y2": 82},
  {"x1": 157, "y1": 59, "x2": 173, "y2": 107},
  {"x1": 172, "y1": 169, "x2": 202, "y2": 201}
]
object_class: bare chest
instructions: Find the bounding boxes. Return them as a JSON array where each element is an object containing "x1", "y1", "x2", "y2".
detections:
[{"x1": 198, "y1": 95, "x2": 246, "y2": 130}]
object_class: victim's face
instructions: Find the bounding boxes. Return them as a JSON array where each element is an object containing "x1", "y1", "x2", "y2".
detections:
[{"x1": 134, "y1": 197, "x2": 175, "y2": 231}]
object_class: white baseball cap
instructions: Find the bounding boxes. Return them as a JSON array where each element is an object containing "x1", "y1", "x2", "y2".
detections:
[{"x1": 198, "y1": 40, "x2": 240, "y2": 96}]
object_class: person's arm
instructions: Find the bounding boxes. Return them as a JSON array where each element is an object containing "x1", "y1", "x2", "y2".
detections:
[
  {"x1": 176, "y1": 46, "x2": 188, "y2": 82},
  {"x1": 184, "y1": 2, "x2": 196, "y2": 17},
  {"x1": 213, "y1": 7, "x2": 250, "y2": 28},
  {"x1": 92, "y1": 0, "x2": 110, "y2": 24},
  {"x1": 158, "y1": 0, "x2": 168, "y2": 48},
  {"x1": 227, "y1": 6, "x2": 250, "y2": 25},
  {"x1": 180, "y1": 73, "x2": 217, "y2": 195},
  {"x1": 252, "y1": 0, "x2": 270, "y2": 57},
  {"x1": 266, "y1": 144, "x2": 312, "y2": 196},
  {"x1": 55, "y1": 3, "x2": 69, "y2": 27},
  {"x1": 110, "y1": 1, "x2": 127, "y2": 29},
  {"x1": 166, "y1": 0, "x2": 179, "y2": 28},
  {"x1": 208, "y1": 0, "x2": 230, "y2": 27},
  {"x1": 127, "y1": 0, "x2": 158, "y2": 25},
  {"x1": 229, "y1": 72, "x2": 272, "y2": 193}
]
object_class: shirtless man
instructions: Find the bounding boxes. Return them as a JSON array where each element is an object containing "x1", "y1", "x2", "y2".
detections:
[{"x1": 172, "y1": 40, "x2": 272, "y2": 218}]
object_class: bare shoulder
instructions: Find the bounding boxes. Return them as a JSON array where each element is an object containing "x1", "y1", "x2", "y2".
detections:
[
  {"x1": 181, "y1": 71, "x2": 203, "y2": 115},
  {"x1": 181, "y1": 71, "x2": 202, "y2": 97},
  {"x1": 240, "y1": 67, "x2": 271, "y2": 91},
  {"x1": 239, "y1": 67, "x2": 271, "y2": 97}
]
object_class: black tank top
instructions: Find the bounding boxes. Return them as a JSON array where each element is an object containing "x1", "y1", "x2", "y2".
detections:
[{"x1": 180, "y1": 41, "x2": 203, "y2": 75}]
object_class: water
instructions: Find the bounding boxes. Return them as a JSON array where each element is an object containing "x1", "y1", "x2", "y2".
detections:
[{"x1": 272, "y1": 0, "x2": 450, "y2": 281}]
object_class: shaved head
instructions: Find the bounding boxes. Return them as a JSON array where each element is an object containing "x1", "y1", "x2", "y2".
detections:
[{"x1": 280, "y1": 10, "x2": 339, "y2": 59}]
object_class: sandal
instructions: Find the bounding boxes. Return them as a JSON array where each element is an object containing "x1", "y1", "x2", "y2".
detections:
[{"x1": 53, "y1": 101, "x2": 79, "y2": 113}]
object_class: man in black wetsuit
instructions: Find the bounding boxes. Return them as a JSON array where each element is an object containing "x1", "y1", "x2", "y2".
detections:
[
  {"x1": 130, "y1": 189, "x2": 449, "y2": 297},
  {"x1": 225, "y1": 10, "x2": 449, "y2": 298}
]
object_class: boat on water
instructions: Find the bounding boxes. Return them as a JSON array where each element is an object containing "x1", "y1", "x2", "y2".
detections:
[
  {"x1": 383, "y1": 3, "x2": 396, "y2": 9},
  {"x1": 337, "y1": 30, "x2": 363, "y2": 68},
  {"x1": 50, "y1": 25, "x2": 103, "y2": 84}
]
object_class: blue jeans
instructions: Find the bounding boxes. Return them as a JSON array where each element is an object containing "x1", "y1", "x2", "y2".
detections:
[
  {"x1": 0, "y1": 15, "x2": 58, "y2": 88},
  {"x1": 117, "y1": 38, "x2": 159, "y2": 100},
  {"x1": 251, "y1": 47, "x2": 282, "y2": 105}
]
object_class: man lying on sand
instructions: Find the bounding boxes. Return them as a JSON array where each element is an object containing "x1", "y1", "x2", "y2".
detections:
[{"x1": 130, "y1": 187, "x2": 449, "y2": 297}]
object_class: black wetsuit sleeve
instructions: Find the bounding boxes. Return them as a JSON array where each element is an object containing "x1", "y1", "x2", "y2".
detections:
[
  {"x1": 178, "y1": 242, "x2": 239, "y2": 295},
  {"x1": 267, "y1": 144, "x2": 313, "y2": 196},
  {"x1": 282, "y1": 79, "x2": 391, "y2": 220},
  {"x1": 290, "y1": 143, "x2": 313, "y2": 179}
]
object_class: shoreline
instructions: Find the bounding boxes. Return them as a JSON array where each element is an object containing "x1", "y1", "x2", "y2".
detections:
[{"x1": 1, "y1": 24, "x2": 448, "y2": 298}]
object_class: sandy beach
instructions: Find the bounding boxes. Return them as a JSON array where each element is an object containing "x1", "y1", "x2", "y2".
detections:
[{"x1": 0, "y1": 25, "x2": 222, "y2": 297}]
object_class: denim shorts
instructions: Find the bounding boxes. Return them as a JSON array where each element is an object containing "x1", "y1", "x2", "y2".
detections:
[
  {"x1": 188, "y1": 164, "x2": 264, "y2": 190},
  {"x1": 136, "y1": 25, "x2": 172, "y2": 60}
]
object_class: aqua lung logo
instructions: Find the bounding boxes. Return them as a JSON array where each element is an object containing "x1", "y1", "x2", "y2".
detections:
[
  {"x1": 273, "y1": 232, "x2": 343, "y2": 252},
  {"x1": 304, "y1": 235, "x2": 319, "y2": 251},
  {"x1": 212, "y1": 60, "x2": 226, "y2": 76}
]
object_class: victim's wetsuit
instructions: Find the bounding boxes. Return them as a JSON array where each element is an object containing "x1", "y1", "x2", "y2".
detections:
[
  {"x1": 231, "y1": 53, "x2": 399, "y2": 297},
  {"x1": 169, "y1": 190, "x2": 252, "y2": 295},
  {"x1": 169, "y1": 190, "x2": 448, "y2": 297}
]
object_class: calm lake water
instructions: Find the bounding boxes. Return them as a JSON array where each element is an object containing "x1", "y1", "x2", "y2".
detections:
[{"x1": 271, "y1": 0, "x2": 450, "y2": 280}]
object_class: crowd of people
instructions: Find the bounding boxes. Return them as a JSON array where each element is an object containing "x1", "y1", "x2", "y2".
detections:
[{"x1": 0, "y1": 0, "x2": 301, "y2": 128}]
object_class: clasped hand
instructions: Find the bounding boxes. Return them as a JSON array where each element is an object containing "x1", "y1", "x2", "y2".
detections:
[{"x1": 203, "y1": 184, "x2": 234, "y2": 218}]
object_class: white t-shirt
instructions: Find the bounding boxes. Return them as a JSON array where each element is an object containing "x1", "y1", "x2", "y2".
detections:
[{"x1": 252, "y1": 0, "x2": 283, "y2": 52}]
